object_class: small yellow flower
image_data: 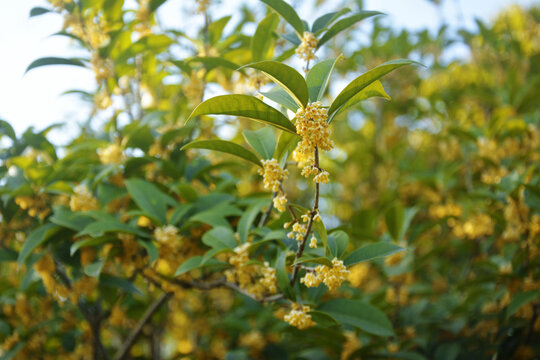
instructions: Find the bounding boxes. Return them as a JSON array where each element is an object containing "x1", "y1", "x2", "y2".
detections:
[
  {"x1": 284, "y1": 304, "x2": 316, "y2": 329},
  {"x1": 296, "y1": 32, "x2": 318, "y2": 62},
  {"x1": 70, "y1": 185, "x2": 99, "y2": 212},
  {"x1": 309, "y1": 236, "x2": 317, "y2": 248},
  {"x1": 258, "y1": 159, "x2": 288, "y2": 192},
  {"x1": 97, "y1": 143, "x2": 123, "y2": 165}
]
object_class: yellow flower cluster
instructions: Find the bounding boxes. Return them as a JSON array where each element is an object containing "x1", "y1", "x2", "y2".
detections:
[
  {"x1": 258, "y1": 159, "x2": 289, "y2": 212},
  {"x1": 283, "y1": 304, "x2": 315, "y2": 330},
  {"x1": 287, "y1": 222, "x2": 307, "y2": 242},
  {"x1": 449, "y1": 213, "x2": 494, "y2": 240},
  {"x1": 90, "y1": 54, "x2": 114, "y2": 82},
  {"x1": 154, "y1": 225, "x2": 180, "y2": 246},
  {"x1": 300, "y1": 258, "x2": 349, "y2": 291},
  {"x1": 69, "y1": 185, "x2": 99, "y2": 212},
  {"x1": 195, "y1": 0, "x2": 210, "y2": 13},
  {"x1": 428, "y1": 203, "x2": 462, "y2": 219},
  {"x1": 34, "y1": 254, "x2": 70, "y2": 301},
  {"x1": 97, "y1": 143, "x2": 124, "y2": 165},
  {"x1": 225, "y1": 244, "x2": 277, "y2": 299},
  {"x1": 258, "y1": 159, "x2": 288, "y2": 192},
  {"x1": 296, "y1": 32, "x2": 318, "y2": 62},
  {"x1": 14, "y1": 195, "x2": 50, "y2": 219},
  {"x1": 293, "y1": 102, "x2": 333, "y2": 182}
]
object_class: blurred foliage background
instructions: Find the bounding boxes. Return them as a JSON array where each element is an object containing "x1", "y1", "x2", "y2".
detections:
[{"x1": 0, "y1": 0, "x2": 539, "y2": 359}]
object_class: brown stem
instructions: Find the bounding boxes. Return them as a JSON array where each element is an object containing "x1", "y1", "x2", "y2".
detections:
[
  {"x1": 114, "y1": 292, "x2": 172, "y2": 360},
  {"x1": 290, "y1": 147, "x2": 320, "y2": 285},
  {"x1": 258, "y1": 192, "x2": 276, "y2": 227}
]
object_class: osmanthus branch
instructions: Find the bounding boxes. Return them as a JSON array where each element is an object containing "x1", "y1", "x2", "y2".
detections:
[
  {"x1": 290, "y1": 147, "x2": 320, "y2": 285},
  {"x1": 142, "y1": 270, "x2": 283, "y2": 303},
  {"x1": 113, "y1": 292, "x2": 173, "y2": 360},
  {"x1": 55, "y1": 262, "x2": 110, "y2": 360},
  {"x1": 258, "y1": 191, "x2": 277, "y2": 227}
]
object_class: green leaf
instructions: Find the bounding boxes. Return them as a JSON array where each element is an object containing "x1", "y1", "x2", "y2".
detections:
[
  {"x1": 260, "y1": 0, "x2": 304, "y2": 37},
  {"x1": 328, "y1": 59, "x2": 418, "y2": 116},
  {"x1": 182, "y1": 140, "x2": 261, "y2": 166},
  {"x1": 317, "y1": 11, "x2": 383, "y2": 48},
  {"x1": 275, "y1": 131, "x2": 300, "y2": 163},
  {"x1": 327, "y1": 231, "x2": 348, "y2": 258},
  {"x1": 77, "y1": 220, "x2": 149, "y2": 238},
  {"x1": 318, "y1": 299, "x2": 394, "y2": 336},
  {"x1": 70, "y1": 237, "x2": 110, "y2": 256},
  {"x1": 385, "y1": 204, "x2": 417, "y2": 242},
  {"x1": 507, "y1": 291, "x2": 540, "y2": 319},
  {"x1": 276, "y1": 249, "x2": 295, "y2": 300},
  {"x1": 202, "y1": 226, "x2": 237, "y2": 249},
  {"x1": 208, "y1": 16, "x2": 231, "y2": 44},
  {"x1": 30, "y1": 7, "x2": 52, "y2": 17},
  {"x1": 186, "y1": 95, "x2": 296, "y2": 134},
  {"x1": 243, "y1": 127, "x2": 276, "y2": 159},
  {"x1": 344, "y1": 242, "x2": 405, "y2": 266},
  {"x1": 308, "y1": 310, "x2": 339, "y2": 326},
  {"x1": 238, "y1": 199, "x2": 269, "y2": 243},
  {"x1": 25, "y1": 57, "x2": 86, "y2": 74},
  {"x1": 306, "y1": 57, "x2": 341, "y2": 103},
  {"x1": 50, "y1": 207, "x2": 95, "y2": 232},
  {"x1": 175, "y1": 256, "x2": 203, "y2": 276},
  {"x1": 329, "y1": 80, "x2": 390, "y2": 122},
  {"x1": 311, "y1": 8, "x2": 351, "y2": 34},
  {"x1": 259, "y1": 86, "x2": 299, "y2": 112},
  {"x1": 242, "y1": 61, "x2": 309, "y2": 108},
  {"x1": 252, "y1": 13, "x2": 280, "y2": 61},
  {"x1": 84, "y1": 260, "x2": 103, "y2": 277},
  {"x1": 294, "y1": 256, "x2": 333, "y2": 267},
  {"x1": 100, "y1": 274, "x2": 142, "y2": 295},
  {"x1": 137, "y1": 239, "x2": 159, "y2": 264},
  {"x1": 126, "y1": 179, "x2": 175, "y2": 225},
  {"x1": 18, "y1": 224, "x2": 60, "y2": 267},
  {"x1": 149, "y1": 0, "x2": 167, "y2": 12},
  {"x1": 188, "y1": 56, "x2": 240, "y2": 72},
  {"x1": 0, "y1": 120, "x2": 16, "y2": 141}
]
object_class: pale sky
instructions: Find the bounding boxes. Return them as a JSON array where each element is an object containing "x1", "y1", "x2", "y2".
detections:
[{"x1": 0, "y1": 0, "x2": 537, "y2": 143}]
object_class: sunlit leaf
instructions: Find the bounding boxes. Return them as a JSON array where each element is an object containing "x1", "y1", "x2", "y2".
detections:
[
  {"x1": 182, "y1": 140, "x2": 261, "y2": 166},
  {"x1": 261, "y1": 0, "x2": 304, "y2": 36}
]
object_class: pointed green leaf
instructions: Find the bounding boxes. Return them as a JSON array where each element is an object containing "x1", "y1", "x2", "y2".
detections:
[
  {"x1": 242, "y1": 61, "x2": 309, "y2": 108},
  {"x1": 182, "y1": 140, "x2": 261, "y2": 166},
  {"x1": 0, "y1": 120, "x2": 16, "y2": 141},
  {"x1": 327, "y1": 231, "x2": 349, "y2": 258},
  {"x1": 328, "y1": 59, "x2": 418, "y2": 116},
  {"x1": 344, "y1": 242, "x2": 405, "y2": 266},
  {"x1": 385, "y1": 204, "x2": 417, "y2": 242},
  {"x1": 137, "y1": 239, "x2": 159, "y2": 264},
  {"x1": 329, "y1": 80, "x2": 390, "y2": 122},
  {"x1": 317, "y1": 11, "x2": 383, "y2": 48},
  {"x1": 306, "y1": 57, "x2": 341, "y2": 103},
  {"x1": 259, "y1": 86, "x2": 299, "y2": 112},
  {"x1": 18, "y1": 224, "x2": 61, "y2": 267},
  {"x1": 25, "y1": 57, "x2": 86, "y2": 74},
  {"x1": 175, "y1": 256, "x2": 203, "y2": 276},
  {"x1": 311, "y1": 8, "x2": 351, "y2": 34},
  {"x1": 294, "y1": 256, "x2": 333, "y2": 267},
  {"x1": 275, "y1": 131, "x2": 300, "y2": 163},
  {"x1": 84, "y1": 260, "x2": 104, "y2": 277},
  {"x1": 30, "y1": 7, "x2": 52, "y2": 17},
  {"x1": 252, "y1": 13, "x2": 280, "y2": 61},
  {"x1": 318, "y1": 299, "x2": 394, "y2": 336},
  {"x1": 188, "y1": 56, "x2": 240, "y2": 71},
  {"x1": 208, "y1": 16, "x2": 231, "y2": 45},
  {"x1": 243, "y1": 127, "x2": 276, "y2": 159},
  {"x1": 238, "y1": 199, "x2": 269, "y2": 243},
  {"x1": 187, "y1": 95, "x2": 296, "y2": 134},
  {"x1": 261, "y1": 0, "x2": 304, "y2": 37},
  {"x1": 125, "y1": 179, "x2": 176, "y2": 226},
  {"x1": 276, "y1": 249, "x2": 295, "y2": 300},
  {"x1": 202, "y1": 226, "x2": 238, "y2": 249},
  {"x1": 507, "y1": 291, "x2": 540, "y2": 319},
  {"x1": 77, "y1": 220, "x2": 150, "y2": 238}
]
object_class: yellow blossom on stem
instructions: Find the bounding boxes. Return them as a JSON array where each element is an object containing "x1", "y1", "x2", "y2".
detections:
[
  {"x1": 70, "y1": 185, "x2": 98, "y2": 212},
  {"x1": 258, "y1": 159, "x2": 288, "y2": 192},
  {"x1": 300, "y1": 258, "x2": 349, "y2": 291},
  {"x1": 97, "y1": 143, "x2": 124, "y2": 165},
  {"x1": 296, "y1": 32, "x2": 318, "y2": 62},
  {"x1": 284, "y1": 304, "x2": 316, "y2": 330},
  {"x1": 154, "y1": 225, "x2": 180, "y2": 246}
]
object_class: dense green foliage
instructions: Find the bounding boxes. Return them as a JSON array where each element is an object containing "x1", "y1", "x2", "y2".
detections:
[{"x1": 1, "y1": 0, "x2": 539, "y2": 359}]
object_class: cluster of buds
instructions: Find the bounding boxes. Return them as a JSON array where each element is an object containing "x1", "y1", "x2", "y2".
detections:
[
  {"x1": 70, "y1": 185, "x2": 99, "y2": 212},
  {"x1": 296, "y1": 32, "x2": 318, "y2": 62},
  {"x1": 258, "y1": 159, "x2": 289, "y2": 212},
  {"x1": 300, "y1": 258, "x2": 349, "y2": 291},
  {"x1": 293, "y1": 102, "x2": 333, "y2": 182},
  {"x1": 97, "y1": 143, "x2": 124, "y2": 165},
  {"x1": 284, "y1": 304, "x2": 316, "y2": 329},
  {"x1": 154, "y1": 225, "x2": 181, "y2": 247}
]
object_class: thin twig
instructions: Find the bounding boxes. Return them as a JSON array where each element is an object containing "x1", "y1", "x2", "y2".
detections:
[
  {"x1": 114, "y1": 292, "x2": 173, "y2": 360},
  {"x1": 258, "y1": 192, "x2": 276, "y2": 227}
]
